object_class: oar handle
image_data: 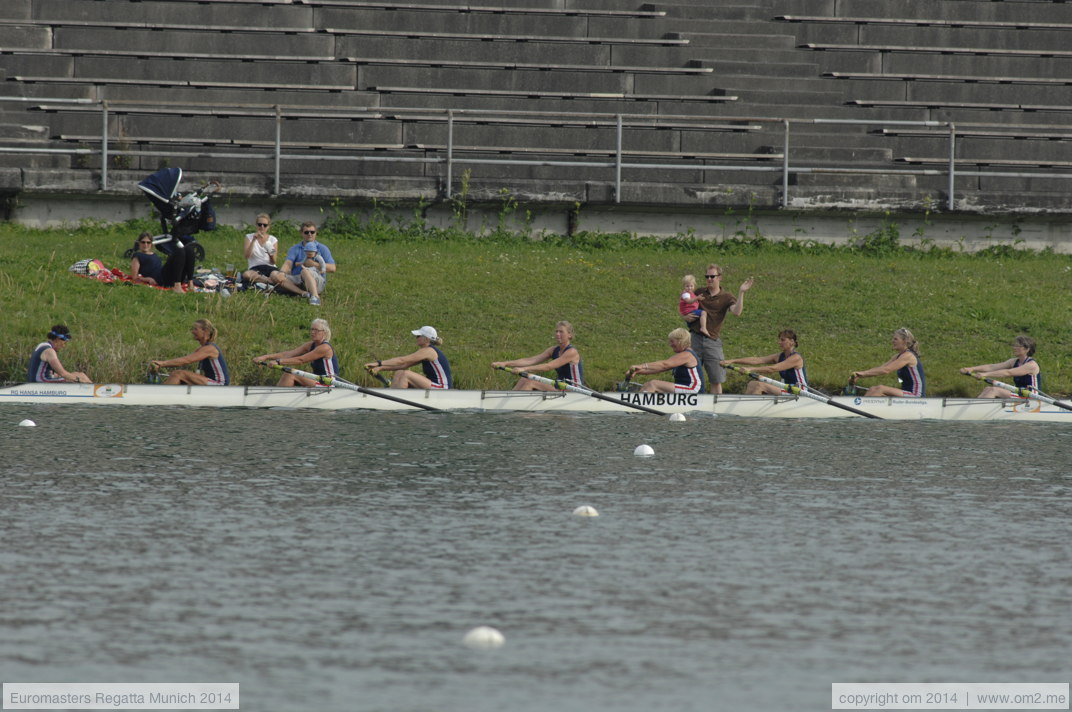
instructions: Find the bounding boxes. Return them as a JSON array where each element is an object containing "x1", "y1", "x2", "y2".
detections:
[
  {"x1": 495, "y1": 364, "x2": 567, "y2": 389},
  {"x1": 962, "y1": 370, "x2": 1033, "y2": 398},
  {"x1": 366, "y1": 361, "x2": 392, "y2": 387},
  {"x1": 263, "y1": 361, "x2": 332, "y2": 385}
]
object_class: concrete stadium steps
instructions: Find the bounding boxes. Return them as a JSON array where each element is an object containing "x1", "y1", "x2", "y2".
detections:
[
  {"x1": 49, "y1": 26, "x2": 337, "y2": 56},
  {"x1": 824, "y1": 0, "x2": 1072, "y2": 24},
  {"x1": 337, "y1": 35, "x2": 615, "y2": 66},
  {"x1": 65, "y1": 56, "x2": 356, "y2": 88},
  {"x1": 834, "y1": 76, "x2": 1072, "y2": 106},
  {"x1": 0, "y1": 23, "x2": 51, "y2": 47},
  {"x1": 27, "y1": 0, "x2": 314, "y2": 27},
  {"x1": 644, "y1": 2, "x2": 775, "y2": 23},
  {"x1": 794, "y1": 24, "x2": 1072, "y2": 52},
  {"x1": 694, "y1": 59, "x2": 819, "y2": 78}
]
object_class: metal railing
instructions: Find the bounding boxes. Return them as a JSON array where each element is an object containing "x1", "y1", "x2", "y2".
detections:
[{"x1": 3, "y1": 96, "x2": 1071, "y2": 211}]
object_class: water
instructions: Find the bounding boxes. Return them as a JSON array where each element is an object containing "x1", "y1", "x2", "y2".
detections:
[{"x1": 2, "y1": 406, "x2": 1070, "y2": 711}]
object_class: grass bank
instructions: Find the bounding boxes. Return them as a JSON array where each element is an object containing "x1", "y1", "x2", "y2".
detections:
[{"x1": 2, "y1": 214, "x2": 1070, "y2": 397}]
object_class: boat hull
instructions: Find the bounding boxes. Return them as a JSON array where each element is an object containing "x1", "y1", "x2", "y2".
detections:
[{"x1": 0, "y1": 383, "x2": 1068, "y2": 422}]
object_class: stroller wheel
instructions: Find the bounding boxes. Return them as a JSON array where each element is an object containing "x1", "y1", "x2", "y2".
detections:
[
  {"x1": 191, "y1": 241, "x2": 205, "y2": 263},
  {"x1": 122, "y1": 247, "x2": 136, "y2": 260}
]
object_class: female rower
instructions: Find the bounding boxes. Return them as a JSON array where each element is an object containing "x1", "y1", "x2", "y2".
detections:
[
  {"x1": 625, "y1": 327, "x2": 705, "y2": 394},
  {"x1": 721, "y1": 329, "x2": 808, "y2": 395},
  {"x1": 959, "y1": 335, "x2": 1040, "y2": 398},
  {"x1": 491, "y1": 320, "x2": 584, "y2": 390},
  {"x1": 27, "y1": 325, "x2": 92, "y2": 383},
  {"x1": 150, "y1": 319, "x2": 229, "y2": 386},
  {"x1": 253, "y1": 318, "x2": 339, "y2": 387},
  {"x1": 850, "y1": 327, "x2": 925, "y2": 397},
  {"x1": 365, "y1": 326, "x2": 452, "y2": 389}
]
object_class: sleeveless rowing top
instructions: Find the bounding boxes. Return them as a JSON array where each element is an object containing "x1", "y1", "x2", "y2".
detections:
[
  {"x1": 672, "y1": 348, "x2": 705, "y2": 393},
  {"x1": 27, "y1": 343, "x2": 63, "y2": 383},
  {"x1": 199, "y1": 343, "x2": 230, "y2": 386},
  {"x1": 552, "y1": 344, "x2": 584, "y2": 386},
  {"x1": 1012, "y1": 357, "x2": 1040, "y2": 391},
  {"x1": 779, "y1": 350, "x2": 809, "y2": 390},
  {"x1": 896, "y1": 351, "x2": 925, "y2": 397},
  {"x1": 309, "y1": 341, "x2": 339, "y2": 378},
  {"x1": 421, "y1": 346, "x2": 452, "y2": 388}
]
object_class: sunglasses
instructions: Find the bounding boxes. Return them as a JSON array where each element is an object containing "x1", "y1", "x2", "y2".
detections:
[
  {"x1": 139, "y1": 240, "x2": 153, "y2": 244},
  {"x1": 303, "y1": 230, "x2": 317, "y2": 235},
  {"x1": 256, "y1": 222, "x2": 270, "y2": 227},
  {"x1": 705, "y1": 274, "x2": 721, "y2": 279}
]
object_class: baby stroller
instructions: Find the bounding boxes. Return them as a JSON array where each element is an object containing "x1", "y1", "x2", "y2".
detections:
[{"x1": 126, "y1": 167, "x2": 220, "y2": 263}]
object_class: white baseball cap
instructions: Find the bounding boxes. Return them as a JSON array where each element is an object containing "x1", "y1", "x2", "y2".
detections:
[{"x1": 411, "y1": 325, "x2": 438, "y2": 340}]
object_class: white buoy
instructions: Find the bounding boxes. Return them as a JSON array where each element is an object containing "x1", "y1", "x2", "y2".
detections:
[
  {"x1": 18, "y1": 419, "x2": 36, "y2": 427},
  {"x1": 573, "y1": 505, "x2": 599, "y2": 517},
  {"x1": 463, "y1": 626, "x2": 505, "y2": 649},
  {"x1": 633, "y1": 444, "x2": 654, "y2": 457},
  {"x1": 668, "y1": 412, "x2": 686, "y2": 422}
]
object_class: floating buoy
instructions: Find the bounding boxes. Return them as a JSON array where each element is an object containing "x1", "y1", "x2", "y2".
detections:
[
  {"x1": 633, "y1": 444, "x2": 654, "y2": 457},
  {"x1": 668, "y1": 413, "x2": 686, "y2": 422},
  {"x1": 18, "y1": 419, "x2": 36, "y2": 427},
  {"x1": 572, "y1": 505, "x2": 599, "y2": 517},
  {"x1": 463, "y1": 626, "x2": 505, "y2": 649}
]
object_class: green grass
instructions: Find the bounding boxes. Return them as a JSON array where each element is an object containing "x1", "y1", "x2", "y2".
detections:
[{"x1": 2, "y1": 216, "x2": 1070, "y2": 397}]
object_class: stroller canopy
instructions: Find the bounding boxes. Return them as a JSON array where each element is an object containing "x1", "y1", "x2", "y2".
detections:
[{"x1": 137, "y1": 167, "x2": 182, "y2": 218}]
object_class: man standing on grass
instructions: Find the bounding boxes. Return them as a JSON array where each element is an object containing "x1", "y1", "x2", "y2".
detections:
[
  {"x1": 278, "y1": 221, "x2": 336, "y2": 306},
  {"x1": 685, "y1": 264, "x2": 754, "y2": 393}
]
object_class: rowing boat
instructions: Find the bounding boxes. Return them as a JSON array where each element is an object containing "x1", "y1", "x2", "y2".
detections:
[{"x1": 1, "y1": 382, "x2": 1069, "y2": 422}]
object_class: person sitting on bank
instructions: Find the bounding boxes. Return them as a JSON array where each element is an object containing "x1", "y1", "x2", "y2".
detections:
[
  {"x1": 241, "y1": 213, "x2": 283, "y2": 290},
  {"x1": 365, "y1": 326, "x2": 452, "y2": 389},
  {"x1": 130, "y1": 231, "x2": 163, "y2": 286},
  {"x1": 959, "y1": 335, "x2": 1041, "y2": 398},
  {"x1": 150, "y1": 319, "x2": 229, "y2": 386},
  {"x1": 721, "y1": 329, "x2": 809, "y2": 395},
  {"x1": 625, "y1": 327, "x2": 705, "y2": 394},
  {"x1": 253, "y1": 318, "x2": 339, "y2": 387},
  {"x1": 491, "y1": 320, "x2": 584, "y2": 391},
  {"x1": 27, "y1": 325, "x2": 92, "y2": 383},
  {"x1": 850, "y1": 327, "x2": 925, "y2": 397},
  {"x1": 130, "y1": 230, "x2": 190, "y2": 292},
  {"x1": 277, "y1": 222, "x2": 335, "y2": 306}
]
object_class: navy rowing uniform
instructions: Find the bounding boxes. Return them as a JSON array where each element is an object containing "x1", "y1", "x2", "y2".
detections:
[
  {"x1": 1013, "y1": 357, "x2": 1040, "y2": 391},
  {"x1": 199, "y1": 343, "x2": 230, "y2": 386},
  {"x1": 27, "y1": 343, "x2": 63, "y2": 383},
  {"x1": 779, "y1": 350, "x2": 809, "y2": 390},
  {"x1": 552, "y1": 344, "x2": 584, "y2": 386},
  {"x1": 422, "y1": 346, "x2": 452, "y2": 389},
  {"x1": 896, "y1": 351, "x2": 925, "y2": 397},
  {"x1": 672, "y1": 349, "x2": 706, "y2": 393},
  {"x1": 310, "y1": 341, "x2": 340, "y2": 378}
]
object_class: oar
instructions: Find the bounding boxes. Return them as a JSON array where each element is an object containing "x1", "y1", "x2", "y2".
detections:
[
  {"x1": 963, "y1": 371, "x2": 1072, "y2": 412},
  {"x1": 495, "y1": 365, "x2": 668, "y2": 416},
  {"x1": 724, "y1": 363, "x2": 882, "y2": 419},
  {"x1": 266, "y1": 363, "x2": 441, "y2": 411}
]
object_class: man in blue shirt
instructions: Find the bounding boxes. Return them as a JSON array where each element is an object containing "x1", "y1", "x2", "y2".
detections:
[{"x1": 278, "y1": 222, "x2": 336, "y2": 306}]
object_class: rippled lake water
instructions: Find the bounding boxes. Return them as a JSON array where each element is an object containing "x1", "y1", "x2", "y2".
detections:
[{"x1": 2, "y1": 406, "x2": 1070, "y2": 711}]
